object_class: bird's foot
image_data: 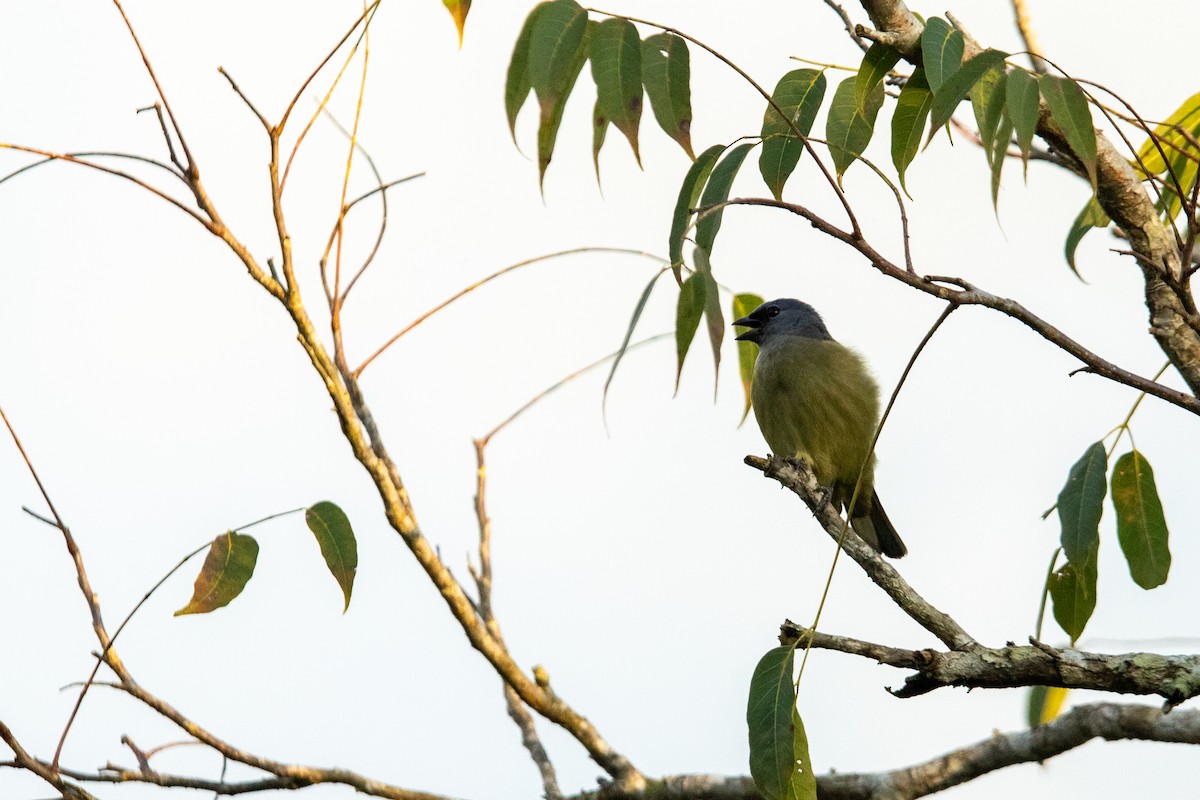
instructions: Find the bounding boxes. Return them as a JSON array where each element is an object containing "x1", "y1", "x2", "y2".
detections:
[{"x1": 810, "y1": 485, "x2": 834, "y2": 517}]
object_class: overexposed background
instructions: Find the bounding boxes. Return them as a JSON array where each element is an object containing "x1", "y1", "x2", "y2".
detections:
[{"x1": 2, "y1": 1, "x2": 1197, "y2": 798}]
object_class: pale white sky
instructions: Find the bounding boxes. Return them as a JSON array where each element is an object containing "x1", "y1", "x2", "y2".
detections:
[{"x1": 1, "y1": 2, "x2": 1197, "y2": 798}]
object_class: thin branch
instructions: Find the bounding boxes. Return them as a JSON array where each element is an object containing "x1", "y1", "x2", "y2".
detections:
[
  {"x1": 354, "y1": 247, "x2": 668, "y2": 378},
  {"x1": 0, "y1": 720, "x2": 98, "y2": 800},
  {"x1": 218, "y1": 67, "x2": 270, "y2": 131},
  {"x1": 0, "y1": 150, "x2": 187, "y2": 189},
  {"x1": 1010, "y1": 0, "x2": 1049, "y2": 73},
  {"x1": 136, "y1": 103, "x2": 183, "y2": 171},
  {"x1": 821, "y1": 0, "x2": 868, "y2": 51}
]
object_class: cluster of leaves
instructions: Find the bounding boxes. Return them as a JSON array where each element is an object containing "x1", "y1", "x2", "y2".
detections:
[{"x1": 175, "y1": 501, "x2": 358, "y2": 616}]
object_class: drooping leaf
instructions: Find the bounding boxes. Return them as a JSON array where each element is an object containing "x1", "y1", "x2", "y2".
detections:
[
  {"x1": 1006, "y1": 68, "x2": 1040, "y2": 176},
  {"x1": 970, "y1": 62, "x2": 1007, "y2": 164},
  {"x1": 1111, "y1": 450, "x2": 1171, "y2": 590},
  {"x1": 1056, "y1": 441, "x2": 1108, "y2": 566},
  {"x1": 1064, "y1": 196, "x2": 1110, "y2": 278},
  {"x1": 788, "y1": 708, "x2": 818, "y2": 800},
  {"x1": 694, "y1": 248, "x2": 724, "y2": 397},
  {"x1": 1134, "y1": 90, "x2": 1200, "y2": 176},
  {"x1": 826, "y1": 75, "x2": 883, "y2": 180},
  {"x1": 589, "y1": 18, "x2": 643, "y2": 165},
  {"x1": 855, "y1": 43, "x2": 900, "y2": 114},
  {"x1": 733, "y1": 293, "x2": 764, "y2": 423},
  {"x1": 669, "y1": 144, "x2": 724, "y2": 278},
  {"x1": 988, "y1": 108, "x2": 1013, "y2": 212},
  {"x1": 675, "y1": 272, "x2": 706, "y2": 393},
  {"x1": 1157, "y1": 145, "x2": 1200, "y2": 223},
  {"x1": 759, "y1": 69, "x2": 827, "y2": 201},
  {"x1": 1039, "y1": 74, "x2": 1097, "y2": 190},
  {"x1": 641, "y1": 32, "x2": 694, "y2": 158},
  {"x1": 1048, "y1": 555, "x2": 1097, "y2": 644},
  {"x1": 306, "y1": 501, "x2": 358, "y2": 612},
  {"x1": 529, "y1": 0, "x2": 590, "y2": 188},
  {"x1": 920, "y1": 17, "x2": 963, "y2": 94},
  {"x1": 441, "y1": 0, "x2": 471, "y2": 47},
  {"x1": 891, "y1": 68, "x2": 932, "y2": 192},
  {"x1": 504, "y1": 2, "x2": 549, "y2": 143},
  {"x1": 747, "y1": 645, "x2": 797, "y2": 800},
  {"x1": 695, "y1": 142, "x2": 754, "y2": 255},
  {"x1": 604, "y1": 268, "x2": 666, "y2": 413},
  {"x1": 175, "y1": 532, "x2": 259, "y2": 616},
  {"x1": 1027, "y1": 685, "x2": 1070, "y2": 728},
  {"x1": 592, "y1": 97, "x2": 609, "y2": 184},
  {"x1": 927, "y1": 49, "x2": 1008, "y2": 139}
]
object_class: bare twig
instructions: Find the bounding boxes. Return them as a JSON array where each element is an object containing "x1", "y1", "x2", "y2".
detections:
[
  {"x1": 821, "y1": 0, "x2": 868, "y2": 51},
  {"x1": 218, "y1": 67, "x2": 271, "y2": 131}
]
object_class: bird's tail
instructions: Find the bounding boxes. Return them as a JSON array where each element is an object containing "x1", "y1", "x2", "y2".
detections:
[{"x1": 851, "y1": 491, "x2": 907, "y2": 558}]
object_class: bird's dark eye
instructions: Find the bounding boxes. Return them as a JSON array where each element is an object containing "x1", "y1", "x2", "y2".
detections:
[{"x1": 766, "y1": 306, "x2": 781, "y2": 318}]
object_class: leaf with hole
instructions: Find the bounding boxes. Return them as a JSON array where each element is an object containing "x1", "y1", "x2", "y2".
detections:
[
  {"x1": 759, "y1": 69, "x2": 826, "y2": 201},
  {"x1": 175, "y1": 532, "x2": 259, "y2": 616},
  {"x1": 306, "y1": 501, "x2": 358, "y2": 612},
  {"x1": 788, "y1": 708, "x2": 818, "y2": 800},
  {"x1": 747, "y1": 645, "x2": 797, "y2": 800},
  {"x1": 589, "y1": 18, "x2": 642, "y2": 166},
  {"x1": 642, "y1": 32, "x2": 694, "y2": 158},
  {"x1": 1111, "y1": 450, "x2": 1171, "y2": 590}
]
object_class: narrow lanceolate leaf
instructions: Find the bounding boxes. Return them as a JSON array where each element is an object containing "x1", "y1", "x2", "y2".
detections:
[
  {"x1": 989, "y1": 108, "x2": 1013, "y2": 212},
  {"x1": 789, "y1": 708, "x2": 818, "y2": 800},
  {"x1": 674, "y1": 272, "x2": 706, "y2": 393},
  {"x1": 1064, "y1": 196, "x2": 1110, "y2": 278},
  {"x1": 589, "y1": 18, "x2": 643, "y2": 165},
  {"x1": 529, "y1": 0, "x2": 589, "y2": 187},
  {"x1": 604, "y1": 269, "x2": 666, "y2": 413},
  {"x1": 1048, "y1": 556, "x2": 1097, "y2": 644},
  {"x1": 1006, "y1": 68, "x2": 1040, "y2": 176},
  {"x1": 441, "y1": 0, "x2": 471, "y2": 47},
  {"x1": 892, "y1": 68, "x2": 932, "y2": 193},
  {"x1": 694, "y1": 248, "x2": 724, "y2": 397},
  {"x1": 928, "y1": 49, "x2": 1008, "y2": 142},
  {"x1": 592, "y1": 97, "x2": 609, "y2": 183},
  {"x1": 747, "y1": 646, "x2": 797, "y2": 800},
  {"x1": 1056, "y1": 441, "x2": 1108, "y2": 566},
  {"x1": 669, "y1": 144, "x2": 724, "y2": 277},
  {"x1": 504, "y1": 2, "x2": 549, "y2": 142},
  {"x1": 641, "y1": 32, "x2": 694, "y2": 158},
  {"x1": 733, "y1": 293, "x2": 764, "y2": 424},
  {"x1": 695, "y1": 142, "x2": 754, "y2": 255},
  {"x1": 826, "y1": 75, "x2": 883, "y2": 180},
  {"x1": 970, "y1": 62, "x2": 1006, "y2": 163},
  {"x1": 1039, "y1": 74, "x2": 1097, "y2": 190},
  {"x1": 855, "y1": 43, "x2": 900, "y2": 114},
  {"x1": 1111, "y1": 450, "x2": 1171, "y2": 590},
  {"x1": 1134, "y1": 90, "x2": 1200, "y2": 176},
  {"x1": 1027, "y1": 685, "x2": 1070, "y2": 728},
  {"x1": 175, "y1": 532, "x2": 259, "y2": 616},
  {"x1": 920, "y1": 17, "x2": 963, "y2": 94},
  {"x1": 759, "y1": 69, "x2": 827, "y2": 201},
  {"x1": 306, "y1": 501, "x2": 358, "y2": 612}
]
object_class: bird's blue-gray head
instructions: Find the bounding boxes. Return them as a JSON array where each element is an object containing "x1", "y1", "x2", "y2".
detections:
[{"x1": 732, "y1": 298, "x2": 832, "y2": 345}]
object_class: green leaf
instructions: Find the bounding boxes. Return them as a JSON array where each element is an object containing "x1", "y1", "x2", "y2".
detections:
[
  {"x1": 1006, "y1": 68, "x2": 1040, "y2": 176},
  {"x1": 674, "y1": 272, "x2": 706, "y2": 393},
  {"x1": 504, "y1": 2, "x2": 549, "y2": 143},
  {"x1": 1027, "y1": 685, "x2": 1070, "y2": 728},
  {"x1": 669, "y1": 144, "x2": 724, "y2": 277},
  {"x1": 1111, "y1": 450, "x2": 1171, "y2": 589},
  {"x1": 928, "y1": 49, "x2": 1009, "y2": 141},
  {"x1": 1157, "y1": 146, "x2": 1200, "y2": 223},
  {"x1": 788, "y1": 708, "x2": 818, "y2": 800},
  {"x1": 891, "y1": 68, "x2": 932, "y2": 192},
  {"x1": 604, "y1": 269, "x2": 666, "y2": 413},
  {"x1": 694, "y1": 248, "x2": 724, "y2": 397},
  {"x1": 759, "y1": 69, "x2": 827, "y2": 201},
  {"x1": 747, "y1": 645, "x2": 797, "y2": 800},
  {"x1": 589, "y1": 18, "x2": 642, "y2": 165},
  {"x1": 306, "y1": 501, "x2": 358, "y2": 612},
  {"x1": 641, "y1": 32, "x2": 694, "y2": 158},
  {"x1": 695, "y1": 142, "x2": 754, "y2": 255},
  {"x1": 855, "y1": 43, "x2": 900, "y2": 114},
  {"x1": 1039, "y1": 74, "x2": 1097, "y2": 190},
  {"x1": 826, "y1": 75, "x2": 883, "y2": 180},
  {"x1": 1064, "y1": 196, "x2": 1110, "y2": 278},
  {"x1": 970, "y1": 62, "x2": 1006, "y2": 161},
  {"x1": 529, "y1": 0, "x2": 589, "y2": 188},
  {"x1": 920, "y1": 17, "x2": 963, "y2": 94},
  {"x1": 175, "y1": 532, "x2": 259, "y2": 616},
  {"x1": 988, "y1": 108, "x2": 1013, "y2": 212},
  {"x1": 441, "y1": 0, "x2": 471, "y2": 46},
  {"x1": 592, "y1": 97, "x2": 609, "y2": 184},
  {"x1": 733, "y1": 293, "x2": 764, "y2": 424},
  {"x1": 1134, "y1": 91, "x2": 1200, "y2": 176},
  {"x1": 1048, "y1": 555, "x2": 1097, "y2": 645},
  {"x1": 1056, "y1": 441, "x2": 1108, "y2": 566}
]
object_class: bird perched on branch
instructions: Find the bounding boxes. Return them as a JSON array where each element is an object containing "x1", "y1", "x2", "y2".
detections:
[{"x1": 733, "y1": 298, "x2": 906, "y2": 558}]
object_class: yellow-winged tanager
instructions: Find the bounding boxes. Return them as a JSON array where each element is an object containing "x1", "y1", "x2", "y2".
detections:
[{"x1": 733, "y1": 298, "x2": 907, "y2": 558}]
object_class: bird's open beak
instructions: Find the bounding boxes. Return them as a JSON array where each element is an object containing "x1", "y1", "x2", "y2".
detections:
[{"x1": 733, "y1": 314, "x2": 761, "y2": 342}]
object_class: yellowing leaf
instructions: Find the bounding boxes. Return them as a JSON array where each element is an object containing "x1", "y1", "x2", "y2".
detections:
[
  {"x1": 441, "y1": 0, "x2": 471, "y2": 47},
  {"x1": 733, "y1": 293, "x2": 763, "y2": 424},
  {"x1": 175, "y1": 532, "x2": 259, "y2": 616}
]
